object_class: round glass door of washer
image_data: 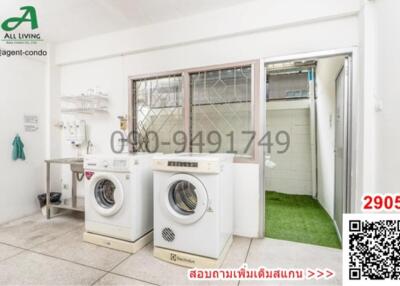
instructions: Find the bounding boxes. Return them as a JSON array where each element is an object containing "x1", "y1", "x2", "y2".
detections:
[
  {"x1": 162, "y1": 174, "x2": 208, "y2": 224},
  {"x1": 89, "y1": 174, "x2": 124, "y2": 216}
]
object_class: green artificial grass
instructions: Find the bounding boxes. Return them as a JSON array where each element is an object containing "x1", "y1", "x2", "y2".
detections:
[{"x1": 265, "y1": 191, "x2": 341, "y2": 249}]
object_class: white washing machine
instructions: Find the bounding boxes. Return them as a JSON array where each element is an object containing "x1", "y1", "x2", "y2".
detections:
[
  {"x1": 153, "y1": 153, "x2": 234, "y2": 260},
  {"x1": 84, "y1": 153, "x2": 153, "y2": 242}
]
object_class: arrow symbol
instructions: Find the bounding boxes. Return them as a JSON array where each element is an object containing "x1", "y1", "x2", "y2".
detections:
[
  {"x1": 307, "y1": 269, "x2": 315, "y2": 279},
  {"x1": 317, "y1": 269, "x2": 324, "y2": 279},
  {"x1": 325, "y1": 269, "x2": 335, "y2": 279}
]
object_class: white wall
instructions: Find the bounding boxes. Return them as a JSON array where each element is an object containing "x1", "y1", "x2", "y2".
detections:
[
  {"x1": 45, "y1": 45, "x2": 63, "y2": 193},
  {"x1": 52, "y1": 0, "x2": 360, "y2": 237},
  {"x1": 54, "y1": 0, "x2": 360, "y2": 166},
  {"x1": 234, "y1": 163, "x2": 260, "y2": 237},
  {"x1": 373, "y1": 0, "x2": 400, "y2": 194},
  {"x1": 357, "y1": 0, "x2": 378, "y2": 205},
  {"x1": 0, "y1": 57, "x2": 46, "y2": 223},
  {"x1": 266, "y1": 107, "x2": 312, "y2": 195},
  {"x1": 355, "y1": 0, "x2": 400, "y2": 209},
  {"x1": 59, "y1": 57, "x2": 126, "y2": 197},
  {"x1": 55, "y1": 0, "x2": 360, "y2": 65},
  {"x1": 315, "y1": 57, "x2": 345, "y2": 217}
]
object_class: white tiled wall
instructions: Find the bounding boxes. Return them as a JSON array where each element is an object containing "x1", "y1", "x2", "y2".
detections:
[
  {"x1": 140, "y1": 108, "x2": 184, "y2": 153},
  {"x1": 192, "y1": 103, "x2": 252, "y2": 155},
  {"x1": 265, "y1": 108, "x2": 312, "y2": 195},
  {"x1": 139, "y1": 103, "x2": 252, "y2": 155}
]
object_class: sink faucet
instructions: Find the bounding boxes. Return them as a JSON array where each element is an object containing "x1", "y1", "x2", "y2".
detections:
[{"x1": 86, "y1": 140, "x2": 94, "y2": 154}]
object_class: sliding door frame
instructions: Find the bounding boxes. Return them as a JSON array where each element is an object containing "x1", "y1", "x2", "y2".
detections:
[{"x1": 261, "y1": 47, "x2": 360, "y2": 238}]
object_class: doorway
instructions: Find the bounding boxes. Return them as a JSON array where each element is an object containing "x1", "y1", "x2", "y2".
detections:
[{"x1": 263, "y1": 53, "x2": 353, "y2": 248}]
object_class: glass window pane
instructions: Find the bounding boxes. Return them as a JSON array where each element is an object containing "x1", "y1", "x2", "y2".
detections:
[
  {"x1": 134, "y1": 75, "x2": 184, "y2": 153},
  {"x1": 267, "y1": 73, "x2": 309, "y2": 100},
  {"x1": 190, "y1": 66, "x2": 253, "y2": 157}
]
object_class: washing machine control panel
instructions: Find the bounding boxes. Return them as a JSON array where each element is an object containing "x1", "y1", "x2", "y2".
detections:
[
  {"x1": 167, "y1": 161, "x2": 198, "y2": 168},
  {"x1": 113, "y1": 159, "x2": 127, "y2": 168},
  {"x1": 153, "y1": 159, "x2": 221, "y2": 174},
  {"x1": 84, "y1": 158, "x2": 129, "y2": 172}
]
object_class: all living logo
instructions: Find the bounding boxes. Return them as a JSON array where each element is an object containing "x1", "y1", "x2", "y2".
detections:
[{"x1": 1, "y1": 6, "x2": 42, "y2": 44}]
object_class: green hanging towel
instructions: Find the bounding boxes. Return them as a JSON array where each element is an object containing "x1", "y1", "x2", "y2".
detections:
[{"x1": 12, "y1": 134, "x2": 25, "y2": 161}]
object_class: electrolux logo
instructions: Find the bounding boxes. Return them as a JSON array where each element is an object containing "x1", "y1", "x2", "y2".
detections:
[
  {"x1": 1, "y1": 6, "x2": 42, "y2": 44},
  {"x1": 169, "y1": 253, "x2": 195, "y2": 265}
]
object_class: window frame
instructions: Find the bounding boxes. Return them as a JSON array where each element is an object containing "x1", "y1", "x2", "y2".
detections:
[{"x1": 128, "y1": 59, "x2": 261, "y2": 164}]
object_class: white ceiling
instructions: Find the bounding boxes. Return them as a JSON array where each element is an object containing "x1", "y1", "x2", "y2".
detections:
[{"x1": 0, "y1": 0, "x2": 252, "y2": 43}]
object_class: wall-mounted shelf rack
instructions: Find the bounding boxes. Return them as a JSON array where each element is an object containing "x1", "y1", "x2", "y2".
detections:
[
  {"x1": 61, "y1": 107, "x2": 108, "y2": 114},
  {"x1": 60, "y1": 95, "x2": 108, "y2": 103},
  {"x1": 61, "y1": 92, "x2": 109, "y2": 115}
]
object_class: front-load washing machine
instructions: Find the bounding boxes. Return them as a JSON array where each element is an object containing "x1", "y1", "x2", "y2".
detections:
[
  {"x1": 153, "y1": 153, "x2": 234, "y2": 266},
  {"x1": 84, "y1": 153, "x2": 153, "y2": 242}
]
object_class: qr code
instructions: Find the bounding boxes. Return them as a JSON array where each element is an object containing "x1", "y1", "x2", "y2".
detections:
[{"x1": 344, "y1": 214, "x2": 400, "y2": 283}]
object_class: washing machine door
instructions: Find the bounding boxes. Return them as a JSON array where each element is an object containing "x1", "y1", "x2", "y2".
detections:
[
  {"x1": 89, "y1": 173, "x2": 124, "y2": 216},
  {"x1": 161, "y1": 173, "x2": 208, "y2": 224}
]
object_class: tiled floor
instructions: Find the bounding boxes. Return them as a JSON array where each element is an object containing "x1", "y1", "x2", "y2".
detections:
[{"x1": 0, "y1": 212, "x2": 342, "y2": 286}]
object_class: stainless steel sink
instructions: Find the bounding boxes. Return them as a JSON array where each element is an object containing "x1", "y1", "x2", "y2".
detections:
[
  {"x1": 65, "y1": 158, "x2": 84, "y2": 173},
  {"x1": 44, "y1": 158, "x2": 83, "y2": 173},
  {"x1": 45, "y1": 158, "x2": 85, "y2": 219},
  {"x1": 70, "y1": 161, "x2": 84, "y2": 173}
]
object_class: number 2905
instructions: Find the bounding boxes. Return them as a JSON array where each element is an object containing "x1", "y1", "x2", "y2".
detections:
[{"x1": 362, "y1": 194, "x2": 400, "y2": 211}]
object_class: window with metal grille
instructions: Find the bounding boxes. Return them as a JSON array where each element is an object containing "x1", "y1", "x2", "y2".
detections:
[
  {"x1": 190, "y1": 66, "x2": 253, "y2": 156},
  {"x1": 133, "y1": 75, "x2": 184, "y2": 153},
  {"x1": 130, "y1": 62, "x2": 257, "y2": 160}
]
